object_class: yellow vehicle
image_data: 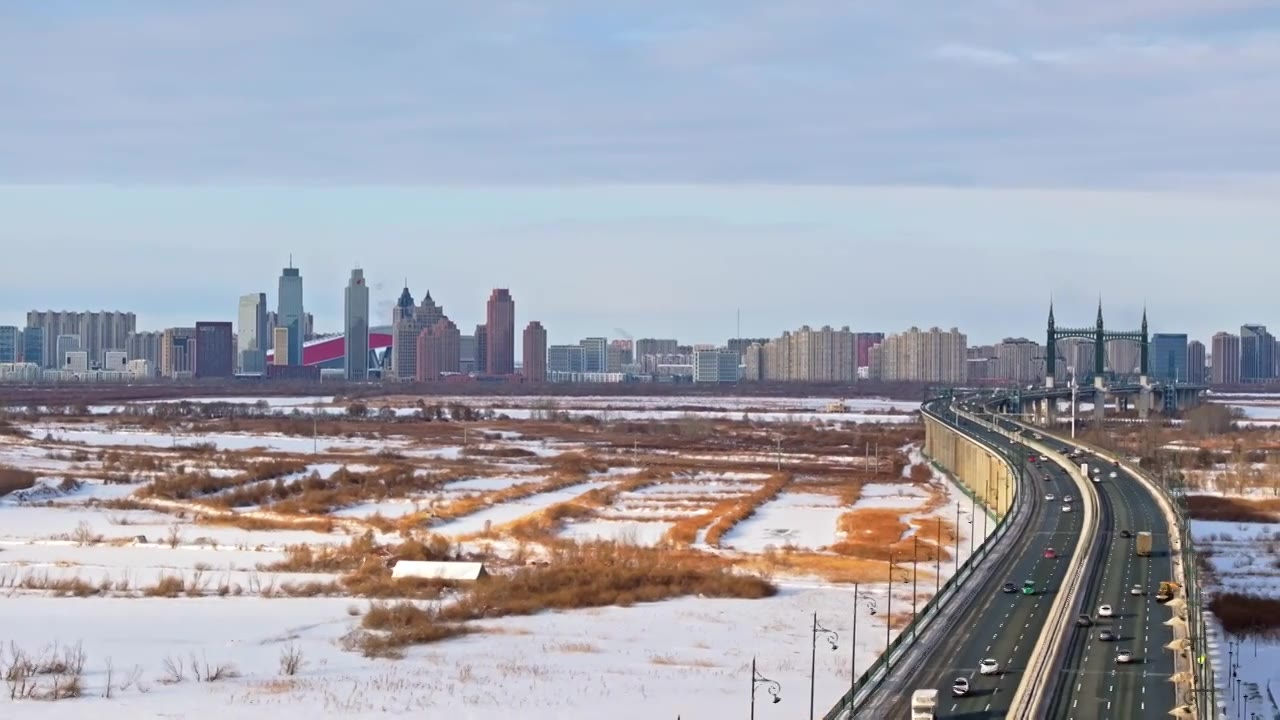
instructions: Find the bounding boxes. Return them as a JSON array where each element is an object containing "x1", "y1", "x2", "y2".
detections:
[{"x1": 1156, "y1": 581, "x2": 1180, "y2": 603}]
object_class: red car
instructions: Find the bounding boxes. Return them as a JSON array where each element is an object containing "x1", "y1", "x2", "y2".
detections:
[
  {"x1": 1044, "y1": 548, "x2": 1057, "y2": 559},
  {"x1": 1028, "y1": 455, "x2": 1037, "y2": 462}
]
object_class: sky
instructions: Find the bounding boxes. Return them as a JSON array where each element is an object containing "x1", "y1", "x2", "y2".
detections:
[{"x1": 2, "y1": 0, "x2": 1279, "y2": 345}]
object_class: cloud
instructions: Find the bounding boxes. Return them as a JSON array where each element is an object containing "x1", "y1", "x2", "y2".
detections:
[{"x1": 0, "y1": 1, "x2": 1278, "y2": 188}]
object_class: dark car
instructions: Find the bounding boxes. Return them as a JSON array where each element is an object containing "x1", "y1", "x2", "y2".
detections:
[
  {"x1": 1076, "y1": 614, "x2": 1093, "y2": 627},
  {"x1": 1120, "y1": 530, "x2": 1132, "y2": 538},
  {"x1": 1098, "y1": 629, "x2": 1117, "y2": 641},
  {"x1": 1002, "y1": 582, "x2": 1017, "y2": 593}
]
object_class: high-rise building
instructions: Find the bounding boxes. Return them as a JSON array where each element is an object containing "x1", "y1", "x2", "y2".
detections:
[
  {"x1": 303, "y1": 312, "x2": 315, "y2": 341},
  {"x1": 485, "y1": 289, "x2": 516, "y2": 375},
  {"x1": 272, "y1": 328, "x2": 290, "y2": 366},
  {"x1": 693, "y1": 348, "x2": 741, "y2": 383},
  {"x1": 26, "y1": 311, "x2": 136, "y2": 368},
  {"x1": 1210, "y1": 332, "x2": 1241, "y2": 385},
  {"x1": 1105, "y1": 338, "x2": 1142, "y2": 377},
  {"x1": 548, "y1": 345, "x2": 587, "y2": 373},
  {"x1": 459, "y1": 334, "x2": 478, "y2": 374},
  {"x1": 277, "y1": 261, "x2": 305, "y2": 365},
  {"x1": 1187, "y1": 340, "x2": 1206, "y2": 385},
  {"x1": 635, "y1": 338, "x2": 679, "y2": 358},
  {"x1": 474, "y1": 324, "x2": 488, "y2": 374},
  {"x1": 609, "y1": 339, "x2": 635, "y2": 369},
  {"x1": 993, "y1": 338, "x2": 1042, "y2": 383},
  {"x1": 389, "y1": 286, "x2": 449, "y2": 380},
  {"x1": 344, "y1": 268, "x2": 370, "y2": 380},
  {"x1": 523, "y1": 321, "x2": 548, "y2": 382},
  {"x1": 21, "y1": 327, "x2": 43, "y2": 367},
  {"x1": 747, "y1": 325, "x2": 857, "y2": 382},
  {"x1": 1150, "y1": 333, "x2": 1189, "y2": 383},
  {"x1": 1240, "y1": 324, "x2": 1274, "y2": 382},
  {"x1": 161, "y1": 327, "x2": 197, "y2": 378},
  {"x1": 854, "y1": 332, "x2": 885, "y2": 370},
  {"x1": 125, "y1": 331, "x2": 162, "y2": 377},
  {"x1": 63, "y1": 351, "x2": 89, "y2": 372},
  {"x1": 194, "y1": 322, "x2": 234, "y2": 378},
  {"x1": 415, "y1": 319, "x2": 461, "y2": 382},
  {"x1": 237, "y1": 293, "x2": 268, "y2": 374},
  {"x1": 0, "y1": 326, "x2": 18, "y2": 364},
  {"x1": 873, "y1": 326, "x2": 968, "y2": 383},
  {"x1": 725, "y1": 337, "x2": 767, "y2": 359},
  {"x1": 55, "y1": 334, "x2": 81, "y2": 366},
  {"x1": 580, "y1": 337, "x2": 608, "y2": 373}
]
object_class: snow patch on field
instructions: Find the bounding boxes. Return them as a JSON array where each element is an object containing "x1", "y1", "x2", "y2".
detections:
[{"x1": 721, "y1": 493, "x2": 844, "y2": 553}]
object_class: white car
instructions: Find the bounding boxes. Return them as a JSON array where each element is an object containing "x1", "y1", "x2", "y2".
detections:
[
  {"x1": 1115, "y1": 649, "x2": 1134, "y2": 664},
  {"x1": 1130, "y1": 585, "x2": 1145, "y2": 596},
  {"x1": 1045, "y1": 493, "x2": 1056, "y2": 501},
  {"x1": 1062, "y1": 504, "x2": 1073, "y2": 513},
  {"x1": 1064, "y1": 495, "x2": 1074, "y2": 503},
  {"x1": 1039, "y1": 455, "x2": 1048, "y2": 462},
  {"x1": 1109, "y1": 471, "x2": 1118, "y2": 479},
  {"x1": 1098, "y1": 604, "x2": 1114, "y2": 618},
  {"x1": 979, "y1": 658, "x2": 1000, "y2": 675},
  {"x1": 952, "y1": 677, "x2": 970, "y2": 696}
]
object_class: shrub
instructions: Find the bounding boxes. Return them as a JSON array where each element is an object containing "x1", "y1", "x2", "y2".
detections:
[
  {"x1": 344, "y1": 602, "x2": 472, "y2": 658},
  {"x1": 1209, "y1": 592, "x2": 1280, "y2": 635}
]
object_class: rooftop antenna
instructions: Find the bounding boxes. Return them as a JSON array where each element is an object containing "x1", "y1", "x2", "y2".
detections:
[
  {"x1": 289, "y1": 253, "x2": 293, "y2": 269},
  {"x1": 737, "y1": 308, "x2": 741, "y2": 341}
]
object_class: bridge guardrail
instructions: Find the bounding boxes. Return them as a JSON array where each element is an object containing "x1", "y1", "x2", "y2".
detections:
[
  {"x1": 956, "y1": 411, "x2": 1099, "y2": 718},
  {"x1": 822, "y1": 398, "x2": 1028, "y2": 719},
  {"x1": 999, "y1": 411, "x2": 1204, "y2": 716}
]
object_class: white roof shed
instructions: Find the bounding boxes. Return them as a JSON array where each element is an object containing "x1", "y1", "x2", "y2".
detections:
[{"x1": 391, "y1": 561, "x2": 489, "y2": 581}]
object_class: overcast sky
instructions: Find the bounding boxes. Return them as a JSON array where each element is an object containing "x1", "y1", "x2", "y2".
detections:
[{"x1": 2, "y1": 1, "x2": 1278, "y2": 345}]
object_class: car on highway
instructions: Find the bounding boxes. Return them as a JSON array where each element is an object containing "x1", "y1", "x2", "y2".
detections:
[
  {"x1": 1044, "y1": 547, "x2": 1057, "y2": 559},
  {"x1": 1039, "y1": 455, "x2": 1048, "y2": 462},
  {"x1": 1027, "y1": 455, "x2": 1037, "y2": 462},
  {"x1": 1002, "y1": 582, "x2": 1017, "y2": 593},
  {"x1": 978, "y1": 658, "x2": 1000, "y2": 675},
  {"x1": 1119, "y1": 529, "x2": 1132, "y2": 538},
  {"x1": 1062, "y1": 504, "x2": 1073, "y2": 512},
  {"x1": 1130, "y1": 585, "x2": 1145, "y2": 596},
  {"x1": 1099, "y1": 629, "x2": 1117, "y2": 641},
  {"x1": 1110, "y1": 471, "x2": 1118, "y2": 479},
  {"x1": 951, "y1": 677, "x2": 970, "y2": 696},
  {"x1": 1098, "y1": 604, "x2": 1114, "y2": 618},
  {"x1": 1021, "y1": 580, "x2": 1036, "y2": 596},
  {"x1": 1116, "y1": 649, "x2": 1134, "y2": 664},
  {"x1": 1045, "y1": 493, "x2": 1056, "y2": 501},
  {"x1": 1076, "y1": 614, "x2": 1093, "y2": 627},
  {"x1": 1064, "y1": 494, "x2": 1074, "y2": 503}
]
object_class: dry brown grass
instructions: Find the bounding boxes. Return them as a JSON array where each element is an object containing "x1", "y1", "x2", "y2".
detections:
[
  {"x1": 343, "y1": 601, "x2": 474, "y2": 658},
  {"x1": 0, "y1": 467, "x2": 38, "y2": 496},
  {"x1": 139, "y1": 459, "x2": 311, "y2": 501},
  {"x1": 193, "y1": 512, "x2": 337, "y2": 534},
  {"x1": 703, "y1": 474, "x2": 790, "y2": 547},
  {"x1": 1187, "y1": 495, "x2": 1280, "y2": 522},
  {"x1": 1209, "y1": 592, "x2": 1280, "y2": 635},
  {"x1": 426, "y1": 463, "x2": 600, "y2": 526},
  {"x1": 743, "y1": 548, "x2": 890, "y2": 583},
  {"x1": 830, "y1": 508, "x2": 913, "y2": 560},
  {"x1": 499, "y1": 501, "x2": 598, "y2": 541}
]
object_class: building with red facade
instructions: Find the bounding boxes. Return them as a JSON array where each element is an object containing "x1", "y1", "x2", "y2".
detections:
[
  {"x1": 485, "y1": 289, "x2": 515, "y2": 375},
  {"x1": 523, "y1": 321, "x2": 547, "y2": 382},
  {"x1": 415, "y1": 319, "x2": 461, "y2": 382}
]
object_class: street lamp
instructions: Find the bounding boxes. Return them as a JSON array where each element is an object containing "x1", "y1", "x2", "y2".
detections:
[
  {"x1": 885, "y1": 551, "x2": 894, "y2": 667},
  {"x1": 750, "y1": 657, "x2": 781, "y2": 720},
  {"x1": 934, "y1": 517, "x2": 942, "y2": 596},
  {"x1": 849, "y1": 584, "x2": 877, "y2": 705},
  {"x1": 809, "y1": 613, "x2": 839, "y2": 720}
]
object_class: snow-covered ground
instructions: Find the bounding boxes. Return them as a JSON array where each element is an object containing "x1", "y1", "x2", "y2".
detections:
[
  {"x1": 721, "y1": 492, "x2": 845, "y2": 553},
  {"x1": 429, "y1": 481, "x2": 610, "y2": 536}
]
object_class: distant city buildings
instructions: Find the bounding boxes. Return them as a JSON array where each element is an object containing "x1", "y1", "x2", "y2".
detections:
[
  {"x1": 1211, "y1": 332, "x2": 1241, "y2": 385},
  {"x1": 344, "y1": 268, "x2": 370, "y2": 381},
  {"x1": 693, "y1": 348, "x2": 741, "y2": 383},
  {"x1": 0, "y1": 326, "x2": 18, "y2": 364},
  {"x1": 474, "y1": 324, "x2": 488, "y2": 374},
  {"x1": 872, "y1": 326, "x2": 968, "y2": 383},
  {"x1": 485, "y1": 289, "x2": 516, "y2": 375},
  {"x1": 1240, "y1": 324, "x2": 1274, "y2": 383},
  {"x1": 523, "y1": 322, "x2": 547, "y2": 382},
  {"x1": 1150, "y1": 333, "x2": 1189, "y2": 383},
  {"x1": 194, "y1": 322, "x2": 234, "y2": 378},
  {"x1": 390, "y1": 287, "x2": 449, "y2": 380},
  {"x1": 993, "y1": 338, "x2": 1043, "y2": 384},
  {"x1": 547, "y1": 345, "x2": 587, "y2": 374},
  {"x1": 277, "y1": 262, "x2": 305, "y2": 366},
  {"x1": 237, "y1": 293, "x2": 268, "y2": 374},
  {"x1": 415, "y1": 318, "x2": 461, "y2": 382},
  {"x1": 26, "y1": 310, "x2": 136, "y2": 368},
  {"x1": 743, "y1": 325, "x2": 856, "y2": 382},
  {"x1": 579, "y1": 337, "x2": 607, "y2": 374},
  {"x1": 1187, "y1": 340, "x2": 1206, "y2": 385},
  {"x1": 161, "y1": 327, "x2": 196, "y2": 379}
]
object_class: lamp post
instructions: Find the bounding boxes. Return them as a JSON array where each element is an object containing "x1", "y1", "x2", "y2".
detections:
[
  {"x1": 849, "y1": 584, "x2": 877, "y2": 706},
  {"x1": 954, "y1": 502, "x2": 963, "y2": 573},
  {"x1": 934, "y1": 518, "x2": 942, "y2": 596},
  {"x1": 911, "y1": 536, "x2": 919, "y2": 621},
  {"x1": 750, "y1": 657, "x2": 781, "y2": 720},
  {"x1": 885, "y1": 551, "x2": 893, "y2": 666},
  {"x1": 809, "y1": 613, "x2": 839, "y2": 720}
]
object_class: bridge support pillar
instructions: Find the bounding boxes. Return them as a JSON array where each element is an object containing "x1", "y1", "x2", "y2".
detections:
[
  {"x1": 1093, "y1": 376, "x2": 1106, "y2": 423},
  {"x1": 1137, "y1": 375, "x2": 1151, "y2": 420}
]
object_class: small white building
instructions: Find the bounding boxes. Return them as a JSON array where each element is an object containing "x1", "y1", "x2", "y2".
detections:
[{"x1": 391, "y1": 561, "x2": 488, "y2": 582}]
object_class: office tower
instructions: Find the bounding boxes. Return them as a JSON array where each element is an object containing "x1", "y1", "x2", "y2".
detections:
[
  {"x1": 459, "y1": 335, "x2": 477, "y2": 373},
  {"x1": 160, "y1": 327, "x2": 197, "y2": 378},
  {"x1": 1150, "y1": 333, "x2": 1189, "y2": 383},
  {"x1": 1187, "y1": 340, "x2": 1206, "y2": 385},
  {"x1": 272, "y1": 328, "x2": 290, "y2": 366},
  {"x1": 693, "y1": 348, "x2": 741, "y2": 383},
  {"x1": 523, "y1": 321, "x2": 547, "y2": 382},
  {"x1": 21, "y1": 327, "x2": 44, "y2": 367},
  {"x1": 237, "y1": 293, "x2": 268, "y2": 373},
  {"x1": 0, "y1": 326, "x2": 17, "y2": 363},
  {"x1": 277, "y1": 261, "x2": 305, "y2": 365},
  {"x1": 389, "y1": 286, "x2": 450, "y2": 380},
  {"x1": 485, "y1": 289, "x2": 516, "y2": 375},
  {"x1": 415, "y1": 319, "x2": 461, "y2": 382},
  {"x1": 194, "y1": 322, "x2": 234, "y2": 378},
  {"x1": 474, "y1": 324, "x2": 488, "y2": 373},
  {"x1": 1240, "y1": 324, "x2": 1274, "y2": 382},
  {"x1": 548, "y1": 345, "x2": 587, "y2": 373},
  {"x1": 1210, "y1": 332, "x2": 1241, "y2": 385},
  {"x1": 579, "y1": 337, "x2": 608, "y2": 373},
  {"x1": 344, "y1": 268, "x2": 370, "y2": 380},
  {"x1": 993, "y1": 338, "x2": 1042, "y2": 383}
]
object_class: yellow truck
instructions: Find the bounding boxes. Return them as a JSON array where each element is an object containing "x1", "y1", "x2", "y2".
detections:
[{"x1": 1135, "y1": 531, "x2": 1152, "y2": 557}]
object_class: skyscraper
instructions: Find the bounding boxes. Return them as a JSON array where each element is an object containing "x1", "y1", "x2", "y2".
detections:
[
  {"x1": 344, "y1": 268, "x2": 370, "y2": 380},
  {"x1": 1150, "y1": 333, "x2": 1189, "y2": 383},
  {"x1": 579, "y1": 337, "x2": 608, "y2": 373},
  {"x1": 1210, "y1": 332, "x2": 1241, "y2": 385},
  {"x1": 0, "y1": 326, "x2": 17, "y2": 364},
  {"x1": 161, "y1": 327, "x2": 197, "y2": 378},
  {"x1": 277, "y1": 261, "x2": 304, "y2": 366},
  {"x1": 21, "y1": 327, "x2": 44, "y2": 367},
  {"x1": 523, "y1": 321, "x2": 547, "y2": 382},
  {"x1": 1240, "y1": 324, "x2": 1274, "y2": 382},
  {"x1": 474, "y1": 324, "x2": 488, "y2": 373},
  {"x1": 26, "y1": 311, "x2": 136, "y2": 367},
  {"x1": 415, "y1": 319, "x2": 461, "y2": 382},
  {"x1": 389, "y1": 286, "x2": 451, "y2": 380},
  {"x1": 1187, "y1": 340, "x2": 1206, "y2": 385},
  {"x1": 237, "y1": 293, "x2": 268, "y2": 373},
  {"x1": 485, "y1": 289, "x2": 516, "y2": 375},
  {"x1": 194, "y1": 322, "x2": 234, "y2": 379}
]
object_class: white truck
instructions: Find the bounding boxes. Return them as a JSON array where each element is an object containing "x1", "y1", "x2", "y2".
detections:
[
  {"x1": 911, "y1": 689, "x2": 938, "y2": 719},
  {"x1": 1080, "y1": 462, "x2": 1089, "y2": 477}
]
